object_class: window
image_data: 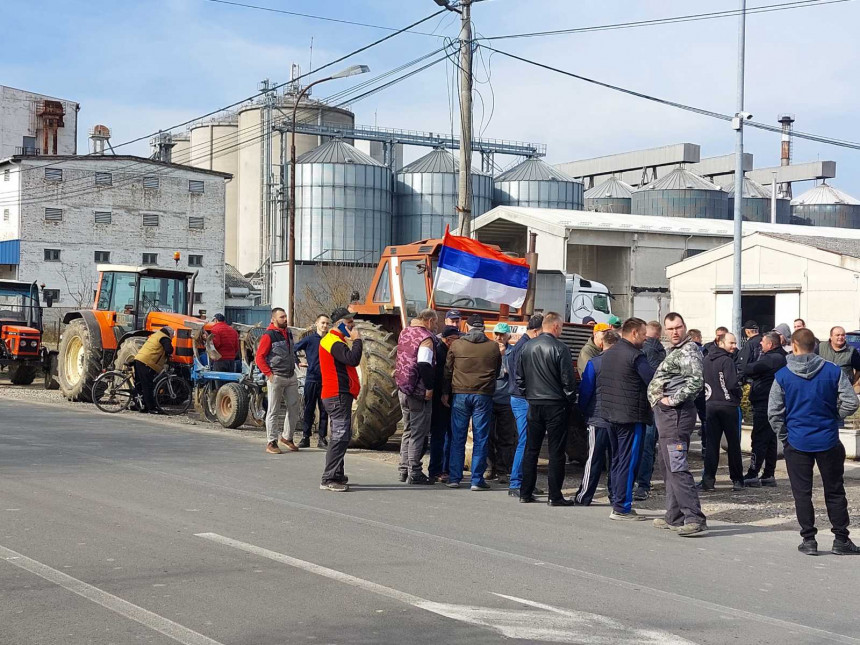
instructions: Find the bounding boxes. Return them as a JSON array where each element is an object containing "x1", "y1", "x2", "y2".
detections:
[
  {"x1": 44, "y1": 249, "x2": 61, "y2": 262},
  {"x1": 143, "y1": 175, "x2": 159, "y2": 189},
  {"x1": 142, "y1": 253, "x2": 157, "y2": 265},
  {"x1": 3, "y1": 169, "x2": 9, "y2": 181},
  {"x1": 94, "y1": 251, "x2": 111, "y2": 263},
  {"x1": 43, "y1": 289, "x2": 60, "y2": 304},
  {"x1": 95, "y1": 172, "x2": 112, "y2": 186},
  {"x1": 44, "y1": 207, "x2": 63, "y2": 222},
  {"x1": 592, "y1": 294, "x2": 610, "y2": 315},
  {"x1": 189, "y1": 180, "x2": 205, "y2": 194},
  {"x1": 399, "y1": 260, "x2": 429, "y2": 319},
  {"x1": 94, "y1": 210, "x2": 112, "y2": 224},
  {"x1": 188, "y1": 216, "x2": 204, "y2": 230},
  {"x1": 193, "y1": 292, "x2": 203, "y2": 304},
  {"x1": 188, "y1": 254, "x2": 203, "y2": 267},
  {"x1": 142, "y1": 213, "x2": 159, "y2": 227},
  {"x1": 3, "y1": 209, "x2": 8, "y2": 222},
  {"x1": 373, "y1": 261, "x2": 391, "y2": 303},
  {"x1": 139, "y1": 275, "x2": 188, "y2": 315},
  {"x1": 45, "y1": 168, "x2": 63, "y2": 181}
]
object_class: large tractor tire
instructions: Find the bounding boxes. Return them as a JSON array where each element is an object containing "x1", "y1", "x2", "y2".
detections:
[
  {"x1": 114, "y1": 337, "x2": 147, "y2": 370},
  {"x1": 58, "y1": 319, "x2": 105, "y2": 402},
  {"x1": 350, "y1": 320, "x2": 400, "y2": 449},
  {"x1": 8, "y1": 363, "x2": 37, "y2": 385},
  {"x1": 215, "y1": 382, "x2": 250, "y2": 429}
]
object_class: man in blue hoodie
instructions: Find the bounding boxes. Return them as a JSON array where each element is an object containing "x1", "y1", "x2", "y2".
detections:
[{"x1": 769, "y1": 328, "x2": 860, "y2": 555}]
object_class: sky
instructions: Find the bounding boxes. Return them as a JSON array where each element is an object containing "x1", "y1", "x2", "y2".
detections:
[{"x1": 3, "y1": 0, "x2": 859, "y2": 195}]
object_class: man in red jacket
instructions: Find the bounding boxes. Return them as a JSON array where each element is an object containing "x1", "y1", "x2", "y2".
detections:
[
  {"x1": 209, "y1": 313, "x2": 239, "y2": 372},
  {"x1": 255, "y1": 308, "x2": 301, "y2": 454}
]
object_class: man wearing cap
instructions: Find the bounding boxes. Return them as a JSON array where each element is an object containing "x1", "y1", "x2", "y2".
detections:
[
  {"x1": 294, "y1": 314, "x2": 331, "y2": 448},
  {"x1": 445, "y1": 313, "x2": 501, "y2": 491},
  {"x1": 319, "y1": 307, "x2": 363, "y2": 491},
  {"x1": 445, "y1": 309, "x2": 462, "y2": 328},
  {"x1": 507, "y1": 314, "x2": 543, "y2": 497},
  {"x1": 256, "y1": 307, "x2": 302, "y2": 454},
  {"x1": 578, "y1": 322, "x2": 610, "y2": 376},
  {"x1": 581, "y1": 316, "x2": 596, "y2": 327},
  {"x1": 396, "y1": 309, "x2": 438, "y2": 485},
  {"x1": 608, "y1": 315, "x2": 622, "y2": 330},
  {"x1": 209, "y1": 314, "x2": 240, "y2": 372},
  {"x1": 132, "y1": 325, "x2": 174, "y2": 413},
  {"x1": 429, "y1": 326, "x2": 460, "y2": 482},
  {"x1": 736, "y1": 320, "x2": 762, "y2": 377},
  {"x1": 488, "y1": 323, "x2": 517, "y2": 483}
]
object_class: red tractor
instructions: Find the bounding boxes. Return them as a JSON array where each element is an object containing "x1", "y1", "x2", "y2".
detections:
[{"x1": 0, "y1": 279, "x2": 54, "y2": 386}]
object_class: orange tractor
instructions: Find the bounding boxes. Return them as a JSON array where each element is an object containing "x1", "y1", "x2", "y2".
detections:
[
  {"x1": 0, "y1": 279, "x2": 55, "y2": 386},
  {"x1": 57, "y1": 265, "x2": 204, "y2": 401},
  {"x1": 344, "y1": 235, "x2": 592, "y2": 460}
]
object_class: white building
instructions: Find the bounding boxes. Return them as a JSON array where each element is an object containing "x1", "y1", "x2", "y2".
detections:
[
  {"x1": 0, "y1": 85, "x2": 79, "y2": 158},
  {"x1": 0, "y1": 154, "x2": 230, "y2": 315}
]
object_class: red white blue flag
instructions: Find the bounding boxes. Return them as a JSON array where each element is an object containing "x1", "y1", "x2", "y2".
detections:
[{"x1": 435, "y1": 229, "x2": 531, "y2": 308}]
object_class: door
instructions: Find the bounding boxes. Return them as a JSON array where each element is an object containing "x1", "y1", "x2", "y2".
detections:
[
  {"x1": 715, "y1": 293, "x2": 733, "y2": 331},
  {"x1": 775, "y1": 292, "x2": 800, "y2": 328}
]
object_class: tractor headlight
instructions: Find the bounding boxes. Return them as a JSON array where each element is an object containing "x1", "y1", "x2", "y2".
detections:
[{"x1": 30, "y1": 340, "x2": 39, "y2": 348}]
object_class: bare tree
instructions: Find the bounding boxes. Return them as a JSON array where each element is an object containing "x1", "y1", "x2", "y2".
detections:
[
  {"x1": 56, "y1": 264, "x2": 96, "y2": 309},
  {"x1": 295, "y1": 262, "x2": 374, "y2": 327}
]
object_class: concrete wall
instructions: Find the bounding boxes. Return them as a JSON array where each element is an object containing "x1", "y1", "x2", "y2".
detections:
[
  {"x1": 0, "y1": 86, "x2": 78, "y2": 158},
  {"x1": 4, "y1": 157, "x2": 226, "y2": 313}
]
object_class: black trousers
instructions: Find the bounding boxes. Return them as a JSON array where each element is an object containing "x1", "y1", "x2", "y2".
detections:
[
  {"x1": 321, "y1": 394, "x2": 352, "y2": 484},
  {"x1": 784, "y1": 442, "x2": 850, "y2": 541},
  {"x1": 748, "y1": 404, "x2": 778, "y2": 479},
  {"x1": 302, "y1": 380, "x2": 329, "y2": 439},
  {"x1": 695, "y1": 393, "x2": 707, "y2": 451},
  {"x1": 521, "y1": 403, "x2": 569, "y2": 501},
  {"x1": 488, "y1": 403, "x2": 517, "y2": 476},
  {"x1": 703, "y1": 406, "x2": 744, "y2": 483},
  {"x1": 133, "y1": 360, "x2": 158, "y2": 412}
]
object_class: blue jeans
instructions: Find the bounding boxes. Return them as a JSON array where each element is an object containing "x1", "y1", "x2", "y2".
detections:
[
  {"x1": 636, "y1": 424, "x2": 658, "y2": 491},
  {"x1": 449, "y1": 393, "x2": 494, "y2": 486},
  {"x1": 508, "y1": 397, "x2": 529, "y2": 490}
]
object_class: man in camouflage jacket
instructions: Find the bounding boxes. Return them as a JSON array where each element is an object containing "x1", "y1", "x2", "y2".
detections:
[{"x1": 647, "y1": 312, "x2": 708, "y2": 536}]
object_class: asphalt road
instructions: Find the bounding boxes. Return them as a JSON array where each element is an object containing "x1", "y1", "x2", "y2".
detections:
[{"x1": 1, "y1": 399, "x2": 858, "y2": 645}]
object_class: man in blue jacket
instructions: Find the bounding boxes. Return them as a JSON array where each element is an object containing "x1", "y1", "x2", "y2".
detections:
[
  {"x1": 294, "y1": 314, "x2": 331, "y2": 448},
  {"x1": 769, "y1": 328, "x2": 860, "y2": 555}
]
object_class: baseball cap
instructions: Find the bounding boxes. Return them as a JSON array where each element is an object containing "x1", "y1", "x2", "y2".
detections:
[
  {"x1": 213, "y1": 313, "x2": 225, "y2": 322},
  {"x1": 467, "y1": 314, "x2": 484, "y2": 329},
  {"x1": 447, "y1": 309, "x2": 462, "y2": 320},
  {"x1": 607, "y1": 315, "x2": 622, "y2": 328},
  {"x1": 441, "y1": 326, "x2": 461, "y2": 339},
  {"x1": 527, "y1": 314, "x2": 544, "y2": 330},
  {"x1": 330, "y1": 307, "x2": 355, "y2": 322},
  {"x1": 582, "y1": 315, "x2": 596, "y2": 325},
  {"x1": 493, "y1": 322, "x2": 511, "y2": 334},
  {"x1": 593, "y1": 322, "x2": 611, "y2": 332},
  {"x1": 744, "y1": 319, "x2": 759, "y2": 330}
]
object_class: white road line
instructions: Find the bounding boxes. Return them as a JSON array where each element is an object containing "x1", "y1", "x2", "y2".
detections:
[
  {"x1": 0, "y1": 543, "x2": 223, "y2": 645},
  {"x1": 195, "y1": 532, "x2": 694, "y2": 644}
]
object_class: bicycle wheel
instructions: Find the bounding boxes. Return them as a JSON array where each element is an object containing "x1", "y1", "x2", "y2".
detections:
[
  {"x1": 92, "y1": 371, "x2": 134, "y2": 413},
  {"x1": 155, "y1": 375, "x2": 192, "y2": 416}
]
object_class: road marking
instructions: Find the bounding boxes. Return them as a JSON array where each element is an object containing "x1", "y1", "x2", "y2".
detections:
[
  {"x1": 196, "y1": 532, "x2": 694, "y2": 644},
  {"x1": 0, "y1": 543, "x2": 223, "y2": 645}
]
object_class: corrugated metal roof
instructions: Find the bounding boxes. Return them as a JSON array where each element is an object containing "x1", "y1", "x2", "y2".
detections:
[
  {"x1": 761, "y1": 233, "x2": 860, "y2": 260},
  {"x1": 296, "y1": 139, "x2": 384, "y2": 166},
  {"x1": 638, "y1": 167, "x2": 722, "y2": 192},
  {"x1": 494, "y1": 157, "x2": 577, "y2": 183},
  {"x1": 225, "y1": 263, "x2": 255, "y2": 290},
  {"x1": 0, "y1": 239, "x2": 20, "y2": 265},
  {"x1": 725, "y1": 177, "x2": 774, "y2": 199},
  {"x1": 398, "y1": 148, "x2": 489, "y2": 175},
  {"x1": 791, "y1": 182, "x2": 860, "y2": 206},
  {"x1": 584, "y1": 176, "x2": 634, "y2": 199}
]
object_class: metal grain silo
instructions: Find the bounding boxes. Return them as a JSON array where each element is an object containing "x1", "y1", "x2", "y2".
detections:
[
  {"x1": 726, "y1": 177, "x2": 789, "y2": 223},
  {"x1": 789, "y1": 182, "x2": 860, "y2": 228},
  {"x1": 631, "y1": 167, "x2": 728, "y2": 219},
  {"x1": 291, "y1": 139, "x2": 392, "y2": 262},
  {"x1": 493, "y1": 157, "x2": 583, "y2": 209},
  {"x1": 584, "y1": 176, "x2": 633, "y2": 213},
  {"x1": 394, "y1": 148, "x2": 493, "y2": 244}
]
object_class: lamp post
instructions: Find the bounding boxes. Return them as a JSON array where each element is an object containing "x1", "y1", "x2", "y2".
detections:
[{"x1": 287, "y1": 64, "x2": 370, "y2": 326}]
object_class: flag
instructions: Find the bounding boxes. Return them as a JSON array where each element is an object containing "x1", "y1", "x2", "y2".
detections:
[{"x1": 434, "y1": 229, "x2": 531, "y2": 308}]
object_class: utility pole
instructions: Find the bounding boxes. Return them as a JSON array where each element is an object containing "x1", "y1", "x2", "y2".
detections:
[
  {"x1": 457, "y1": 0, "x2": 474, "y2": 238},
  {"x1": 731, "y1": 0, "x2": 747, "y2": 339},
  {"x1": 260, "y1": 79, "x2": 276, "y2": 305}
]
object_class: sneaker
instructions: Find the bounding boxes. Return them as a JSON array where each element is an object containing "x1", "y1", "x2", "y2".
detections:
[
  {"x1": 498, "y1": 474, "x2": 510, "y2": 485},
  {"x1": 831, "y1": 538, "x2": 860, "y2": 555},
  {"x1": 265, "y1": 441, "x2": 282, "y2": 454},
  {"x1": 677, "y1": 522, "x2": 708, "y2": 537},
  {"x1": 508, "y1": 488, "x2": 520, "y2": 497},
  {"x1": 610, "y1": 509, "x2": 645, "y2": 521},
  {"x1": 743, "y1": 475, "x2": 762, "y2": 488},
  {"x1": 318, "y1": 437, "x2": 328, "y2": 448},
  {"x1": 445, "y1": 481, "x2": 460, "y2": 489},
  {"x1": 279, "y1": 435, "x2": 300, "y2": 452},
  {"x1": 696, "y1": 479, "x2": 715, "y2": 491},
  {"x1": 398, "y1": 472, "x2": 408, "y2": 483},
  {"x1": 332, "y1": 475, "x2": 349, "y2": 485},
  {"x1": 320, "y1": 481, "x2": 349, "y2": 492},
  {"x1": 407, "y1": 474, "x2": 434, "y2": 485},
  {"x1": 633, "y1": 486, "x2": 650, "y2": 501},
  {"x1": 732, "y1": 481, "x2": 745, "y2": 492},
  {"x1": 298, "y1": 437, "x2": 311, "y2": 448},
  {"x1": 470, "y1": 481, "x2": 491, "y2": 491},
  {"x1": 653, "y1": 518, "x2": 682, "y2": 531},
  {"x1": 760, "y1": 476, "x2": 777, "y2": 488},
  {"x1": 798, "y1": 538, "x2": 819, "y2": 555}
]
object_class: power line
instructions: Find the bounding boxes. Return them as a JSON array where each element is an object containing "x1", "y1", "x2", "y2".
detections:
[{"x1": 481, "y1": 0, "x2": 854, "y2": 40}]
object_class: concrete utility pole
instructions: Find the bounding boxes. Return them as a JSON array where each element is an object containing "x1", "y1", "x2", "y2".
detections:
[
  {"x1": 731, "y1": 0, "x2": 747, "y2": 339},
  {"x1": 261, "y1": 79, "x2": 276, "y2": 306},
  {"x1": 457, "y1": 0, "x2": 474, "y2": 238}
]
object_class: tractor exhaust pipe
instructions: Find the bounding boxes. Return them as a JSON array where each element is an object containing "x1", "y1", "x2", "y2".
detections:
[
  {"x1": 188, "y1": 270, "x2": 199, "y2": 317},
  {"x1": 522, "y1": 232, "x2": 538, "y2": 317}
]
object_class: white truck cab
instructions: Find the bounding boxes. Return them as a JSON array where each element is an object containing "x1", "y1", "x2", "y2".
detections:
[{"x1": 567, "y1": 274, "x2": 613, "y2": 324}]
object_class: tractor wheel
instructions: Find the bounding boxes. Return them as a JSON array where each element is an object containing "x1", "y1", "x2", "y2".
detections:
[
  {"x1": 215, "y1": 383, "x2": 250, "y2": 429},
  {"x1": 350, "y1": 320, "x2": 400, "y2": 449},
  {"x1": 58, "y1": 319, "x2": 104, "y2": 402},
  {"x1": 114, "y1": 337, "x2": 146, "y2": 370},
  {"x1": 43, "y1": 354, "x2": 60, "y2": 390},
  {"x1": 193, "y1": 382, "x2": 219, "y2": 423},
  {"x1": 8, "y1": 363, "x2": 37, "y2": 385}
]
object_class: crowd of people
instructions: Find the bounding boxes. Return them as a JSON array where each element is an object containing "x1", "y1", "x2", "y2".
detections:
[{"x1": 250, "y1": 305, "x2": 860, "y2": 556}]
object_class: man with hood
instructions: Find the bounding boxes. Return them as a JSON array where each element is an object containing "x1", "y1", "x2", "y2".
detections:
[
  {"x1": 769, "y1": 328, "x2": 860, "y2": 555},
  {"x1": 256, "y1": 307, "x2": 301, "y2": 454},
  {"x1": 700, "y1": 332, "x2": 744, "y2": 491},
  {"x1": 445, "y1": 314, "x2": 501, "y2": 491},
  {"x1": 743, "y1": 332, "x2": 787, "y2": 487},
  {"x1": 774, "y1": 323, "x2": 793, "y2": 353},
  {"x1": 132, "y1": 325, "x2": 174, "y2": 413},
  {"x1": 634, "y1": 320, "x2": 666, "y2": 501}
]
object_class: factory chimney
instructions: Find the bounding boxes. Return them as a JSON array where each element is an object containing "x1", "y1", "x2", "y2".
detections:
[{"x1": 778, "y1": 113, "x2": 795, "y2": 198}]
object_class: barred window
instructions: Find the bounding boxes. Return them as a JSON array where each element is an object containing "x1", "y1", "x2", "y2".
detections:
[
  {"x1": 44, "y1": 207, "x2": 63, "y2": 222},
  {"x1": 45, "y1": 168, "x2": 63, "y2": 181},
  {"x1": 94, "y1": 210, "x2": 112, "y2": 224},
  {"x1": 3, "y1": 169, "x2": 9, "y2": 181},
  {"x1": 188, "y1": 216, "x2": 204, "y2": 230},
  {"x1": 143, "y1": 175, "x2": 159, "y2": 189},
  {"x1": 189, "y1": 180, "x2": 205, "y2": 194},
  {"x1": 3, "y1": 209, "x2": 8, "y2": 222},
  {"x1": 142, "y1": 213, "x2": 159, "y2": 227},
  {"x1": 95, "y1": 172, "x2": 112, "y2": 186}
]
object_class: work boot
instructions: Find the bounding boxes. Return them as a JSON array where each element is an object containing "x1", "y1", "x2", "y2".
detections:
[
  {"x1": 633, "y1": 486, "x2": 650, "y2": 501},
  {"x1": 797, "y1": 539, "x2": 819, "y2": 555},
  {"x1": 743, "y1": 474, "x2": 762, "y2": 488},
  {"x1": 265, "y1": 441, "x2": 282, "y2": 454},
  {"x1": 760, "y1": 476, "x2": 777, "y2": 487},
  {"x1": 508, "y1": 488, "x2": 520, "y2": 497},
  {"x1": 407, "y1": 473, "x2": 434, "y2": 485},
  {"x1": 318, "y1": 436, "x2": 328, "y2": 448},
  {"x1": 399, "y1": 472, "x2": 408, "y2": 483},
  {"x1": 732, "y1": 480, "x2": 745, "y2": 492},
  {"x1": 610, "y1": 509, "x2": 645, "y2": 521},
  {"x1": 653, "y1": 518, "x2": 682, "y2": 531},
  {"x1": 677, "y1": 522, "x2": 708, "y2": 537},
  {"x1": 320, "y1": 481, "x2": 349, "y2": 492},
  {"x1": 696, "y1": 479, "x2": 715, "y2": 491},
  {"x1": 831, "y1": 538, "x2": 860, "y2": 555},
  {"x1": 279, "y1": 435, "x2": 299, "y2": 452},
  {"x1": 298, "y1": 437, "x2": 311, "y2": 449}
]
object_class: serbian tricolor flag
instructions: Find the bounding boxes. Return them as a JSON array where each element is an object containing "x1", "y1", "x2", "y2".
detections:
[{"x1": 435, "y1": 229, "x2": 531, "y2": 308}]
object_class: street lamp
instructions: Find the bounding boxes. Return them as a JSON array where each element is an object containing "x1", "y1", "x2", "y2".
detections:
[{"x1": 287, "y1": 64, "x2": 370, "y2": 326}]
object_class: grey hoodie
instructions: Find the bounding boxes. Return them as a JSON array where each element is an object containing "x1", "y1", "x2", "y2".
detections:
[{"x1": 767, "y1": 352, "x2": 859, "y2": 444}]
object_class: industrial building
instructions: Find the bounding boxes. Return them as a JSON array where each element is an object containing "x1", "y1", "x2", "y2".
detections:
[
  {"x1": 0, "y1": 154, "x2": 230, "y2": 314},
  {"x1": 0, "y1": 85, "x2": 79, "y2": 158}
]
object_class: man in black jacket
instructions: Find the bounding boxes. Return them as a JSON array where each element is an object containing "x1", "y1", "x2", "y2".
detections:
[
  {"x1": 516, "y1": 312, "x2": 577, "y2": 506},
  {"x1": 736, "y1": 320, "x2": 762, "y2": 376},
  {"x1": 744, "y1": 331, "x2": 787, "y2": 487},
  {"x1": 700, "y1": 333, "x2": 744, "y2": 491},
  {"x1": 634, "y1": 321, "x2": 666, "y2": 501},
  {"x1": 598, "y1": 317, "x2": 655, "y2": 520},
  {"x1": 702, "y1": 327, "x2": 729, "y2": 358}
]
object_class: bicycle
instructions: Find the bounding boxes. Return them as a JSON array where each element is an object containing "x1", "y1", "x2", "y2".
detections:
[{"x1": 92, "y1": 363, "x2": 191, "y2": 415}]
